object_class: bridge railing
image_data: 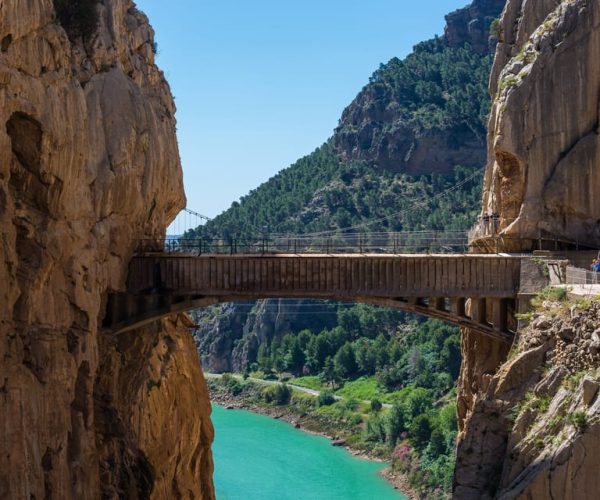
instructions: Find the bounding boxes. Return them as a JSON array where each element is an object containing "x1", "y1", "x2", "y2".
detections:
[
  {"x1": 137, "y1": 231, "x2": 471, "y2": 255},
  {"x1": 566, "y1": 266, "x2": 600, "y2": 285}
]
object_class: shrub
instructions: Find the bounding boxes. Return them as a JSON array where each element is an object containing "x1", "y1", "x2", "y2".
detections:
[
  {"x1": 53, "y1": 0, "x2": 100, "y2": 41},
  {"x1": 370, "y1": 399, "x2": 383, "y2": 413},
  {"x1": 570, "y1": 411, "x2": 588, "y2": 433},
  {"x1": 317, "y1": 390, "x2": 336, "y2": 407},
  {"x1": 409, "y1": 415, "x2": 433, "y2": 451},
  {"x1": 263, "y1": 384, "x2": 292, "y2": 405},
  {"x1": 490, "y1": 18, "x2": 502, "y2": 40},
  {"x1": 227, "y1": 379, "x2": 243, "y2": 396}
]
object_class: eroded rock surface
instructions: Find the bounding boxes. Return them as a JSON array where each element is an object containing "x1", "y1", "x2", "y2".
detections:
[
  {"x1": 457, "y1": 3, "x2": 600, "y2": 496},
  {"x1": 0, "y1": 1, "x2": 214, "y2": 498},
  {"x1": 456, "y1": 299, "x2": 600, "y2": 499},
  {"x1": 477, "y1": 0, "x2": 600, "y2": 249}
]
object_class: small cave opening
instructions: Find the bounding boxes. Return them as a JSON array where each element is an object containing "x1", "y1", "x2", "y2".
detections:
[
  {"x1": 6, "y1": 112, "x2": 43, "y2": 174},
  {"x1": 1, "y1": 34, "x2": 12, "y2": 52},
  {"x1": 6, "y1": 111, "x2": 49, "y2": 212}
]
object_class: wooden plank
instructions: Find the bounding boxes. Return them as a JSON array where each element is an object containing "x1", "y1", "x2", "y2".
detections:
[
  {"x1": 477, "y1": 258, "x2": 485, "y2": 295},
  {"x1": 366, "y1": 259, "x2": 373, "y2": 293},
  {"x1": 333, "y1": 258, "x2": 340, "y2": 292},
  {"x1": 448, "y1": 258, "x2": 456, "y2": 297},
  {"x1": 407, "y1": 258, "x2": 414, "y2": 292},
  {"x1": 385, "y1": 259, "x2": 391, "y2": 293}
]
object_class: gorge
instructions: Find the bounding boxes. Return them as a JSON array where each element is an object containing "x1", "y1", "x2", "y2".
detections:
[{"x1": 3, "y1": 0, "x2": 600, "y2": 499}]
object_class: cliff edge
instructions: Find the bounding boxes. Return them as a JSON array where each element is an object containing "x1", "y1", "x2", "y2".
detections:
[{"x1": 0, "y1": 1, "x2": 214, "y2": 498}]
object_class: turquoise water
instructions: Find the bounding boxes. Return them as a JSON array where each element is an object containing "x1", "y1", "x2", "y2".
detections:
[{"x1": 211, "y1": 405, "x2": 404, "y2": 500}]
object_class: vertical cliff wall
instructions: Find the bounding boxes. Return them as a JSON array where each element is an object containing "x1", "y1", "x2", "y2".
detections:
[
  {"x1": 476, "y1": 0, "x2": 600, "y2": 249},
  {"x1": 456, "y1": 1, "x2": 600, "y2": 497},
  {"x1": 0, "y1": 1, "x2": 214, "y2": 498}
]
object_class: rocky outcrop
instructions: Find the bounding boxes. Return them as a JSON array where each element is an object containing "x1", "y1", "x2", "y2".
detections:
[
  {"x1": 333, "y1": 0, "x2": 504, "y2": 174},
  {"x1": 478, "y1": 0, "x2": 600, "y2": 249},
  {"x1": 445, "y1": 0, "x2": 506, "y2": 55},
  {"x1": 0, "y1": 1, "x2": 213, "y2": 498},
  {"x1": 194, "y1": 300, "x2": 337, "y2": 373},
  {"x1": 456, "y1": 298, "x2": 600, "y2": 499}
]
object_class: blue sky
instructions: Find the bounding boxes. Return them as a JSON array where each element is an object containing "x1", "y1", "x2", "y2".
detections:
[{"x1": 136, "y1": 0, "x2": 469, "y2": 219}]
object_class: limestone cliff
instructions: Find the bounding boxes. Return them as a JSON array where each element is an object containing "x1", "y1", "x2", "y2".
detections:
[
  {"x1": 457, "y1": 1, "x2": 600, "y2": 497},
  {"x1": 0, "y1": 1, "x2": 214, "y2": 498},
  {"x1": 457, "y1": 297, "x2": 600, "y2": 499},
  {"x1": 477, "y1": 0, "x2": 600, "y2": 249}
]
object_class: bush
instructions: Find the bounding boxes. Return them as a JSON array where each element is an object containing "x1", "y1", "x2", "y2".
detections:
[
  {"x1": 409, "y1": 415, "x2": 433, "y2": 451},
  {"x1": 53, "y1": 0, "x2": 99, "y2": 41},
  {"x1": 221, "y1": 373, "x2": 243, "y2": 395},
  {"x1": 317, "y1": 390, "x2": 336, "y2": 407},
  {"x1": 490, "y1": 18, "x2": 502, "y2": 40},
  {"x1": 570, "y1": 411, "x2": 588, "y2": 433},
  {"x1": 370, "y1": 399, "x2": 383, "y2": 413},
  {"x1": 263, "y1": 384, "x2": 292, "y2": 405},
  {"x1": 227, "y1": 379, "x2": 243, "y2": 396}
]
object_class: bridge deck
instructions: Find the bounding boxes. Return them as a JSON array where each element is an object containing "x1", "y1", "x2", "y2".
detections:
[
  {"x1": 128, "y1": 253, "x2": 522, "y2": 299},
  {"x1": 101, "y1": 253, "x2": 526, "y2": 342}
]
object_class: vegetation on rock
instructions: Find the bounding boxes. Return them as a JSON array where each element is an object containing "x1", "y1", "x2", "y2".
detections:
[{"x1": 54, "y1": 0, "x2": 99, "y2": 41}]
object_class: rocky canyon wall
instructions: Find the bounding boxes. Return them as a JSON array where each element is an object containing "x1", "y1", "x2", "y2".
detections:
[
  {"x1": 477, "y1": 0, "x2": 600, "y2": 249},
  {"x1": 0, "y1": 1, "x2": 214, "y2": 498},
  {"x1": 456, "y1": 1, "x2": 600, "y2": 497}
]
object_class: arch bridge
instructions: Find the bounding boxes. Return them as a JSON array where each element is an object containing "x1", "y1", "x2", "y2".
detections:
[{"x1": 104, "y1": 251, "x2": 527, "y2": 343}]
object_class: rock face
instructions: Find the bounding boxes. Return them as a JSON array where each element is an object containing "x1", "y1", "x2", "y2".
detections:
[
  {"x1": 333, "y1": 0, "x2": 504, "y2": 174},
  {"x1": 456, "y1": 299, "x2": 600, "y2": 499},
  {"x1": 445, "y1": 0, "x2": 506, "y2": 55},
  {"x1": 477, "y1": 0, "x2": 600, "y2": 249},
  {"x1": 457, "y1": 1, "x2": 600, "y2": 497},
  {"x1": 0, "y1": 1, "x2": 214, "y2": 498},
  {"x1": 194, "y1": 300, "x2": 337, "y2": 373}
]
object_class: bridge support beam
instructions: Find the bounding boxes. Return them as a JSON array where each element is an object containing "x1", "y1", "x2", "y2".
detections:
[
  {"x1": 431, "y1": 297, "x2": 446, "y2": 312},
  {"x1": 471, "y1": 298, "x2": 487, "y2": 325},
  {"x1": 451, "y1": 298, "x2": 466, "y2": 318},
  {"x1": 491, "y1": 298, "x2": 508, "y2": 333}
]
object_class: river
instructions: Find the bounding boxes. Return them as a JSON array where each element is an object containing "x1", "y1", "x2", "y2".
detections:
[{"x1": 211, "y1": 404, "x2": 405, "y2": 499}]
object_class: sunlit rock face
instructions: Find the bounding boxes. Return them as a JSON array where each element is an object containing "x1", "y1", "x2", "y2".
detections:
[
  {"x1": 0, "y1": 1, "x2": 214, "y2": 498},
  {"x1": 456, "y1": 1, "x2": 600, "y2": 498},
  {"x1": 478, "y1": 0, "x2": 600, "y2": 250}
]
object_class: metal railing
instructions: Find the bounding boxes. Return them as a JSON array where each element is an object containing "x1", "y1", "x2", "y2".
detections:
[{"x1": 136, "y1": 231, "x2": 471, "y2": 255}]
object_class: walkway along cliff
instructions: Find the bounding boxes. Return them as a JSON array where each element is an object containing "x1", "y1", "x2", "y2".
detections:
[{"x1": 0, "y1": 1, "x2": 214, "y2": 498}]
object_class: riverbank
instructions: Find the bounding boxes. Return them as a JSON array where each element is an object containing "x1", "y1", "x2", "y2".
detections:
[{"x1": 209, "y1": 378, "x2": 421, "y2": 499}]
